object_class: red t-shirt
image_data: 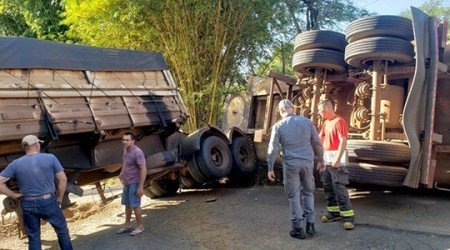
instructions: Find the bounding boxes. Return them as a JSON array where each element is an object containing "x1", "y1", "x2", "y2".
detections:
[{"x1": 319, "y1": 115, "x2": 348, "y2": 151}]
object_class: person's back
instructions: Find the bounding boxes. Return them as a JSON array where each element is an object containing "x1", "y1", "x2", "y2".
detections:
[
  {"x1": 274, "y1": 114, "x2": 317, "y2": 167},
  {"x1": 8, "y1": 153, "x2": 59, "y2": 196},
  {"x1": 0, "y1": 135, "x2": 73, "y2": 249},
  {"x1": 267, "y1": 99, "x2": 324, "y2": 240}
]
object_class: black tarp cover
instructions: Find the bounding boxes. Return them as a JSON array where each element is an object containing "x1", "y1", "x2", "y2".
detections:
[{"x1": 0, "y1": 37, "x2": 168, "y2": 71}]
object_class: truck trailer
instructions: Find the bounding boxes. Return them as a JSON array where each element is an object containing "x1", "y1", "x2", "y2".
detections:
[
  {"x1": 0, "y1": 37, "x2": 256, "y2": 228},
  {"x1": 222, "y1": 7, "x2": 450, "y2": 190}
]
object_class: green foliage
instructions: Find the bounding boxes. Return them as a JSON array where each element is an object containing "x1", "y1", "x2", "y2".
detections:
[
  {"x1": 400, "y1": 0, "x2": 450, "y2": 20},
  {"x1": 64, "y1": 0, "x2": 282, "y2": 132},
  {"x1": 64, "y1": 0, "x2": 152, "y2": 49},
  {"x1": 0, "y1": 0, "x2": 69, "y2": 41},
  {"x1": 0, "y1": 0, "x2": 29, "y2": 36},
  {"x1": 255, "y1": 43, "x2": 295, "y2": 76},
  {"x1": 399, "y1": 0, "x2": 450, "y2": 40}
]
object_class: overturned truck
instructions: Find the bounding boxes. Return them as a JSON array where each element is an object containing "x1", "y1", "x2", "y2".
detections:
[
  {"x1": 0, "y1": 37, "x2": 256, "y2": 215},
  {"x1": 222, "y1": 8, "x2": 450, "y2": 190}
]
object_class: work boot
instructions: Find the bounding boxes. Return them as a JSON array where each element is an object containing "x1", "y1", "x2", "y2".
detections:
[
  {"x1": 289, "y1": 227, "x2": 306, "y2": 240},
  {"x1": 306, "y1": 222, "x2": 315, "y2": 235},
  {"x1": 321, "y1": 212, "x2": 342, "y2": 223},
  {"x1": 343, "y1": 221, "x2": 354, "y2": 230}
]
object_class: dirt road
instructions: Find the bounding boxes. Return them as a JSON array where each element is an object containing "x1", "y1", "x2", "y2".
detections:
[{"x1": 1, "y1": 183, "x2": 450, "y2": 249}]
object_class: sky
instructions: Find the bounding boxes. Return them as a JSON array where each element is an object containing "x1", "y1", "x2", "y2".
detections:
[{"x1": 355, "y1": 0, "x2": 449, "y2": 15}]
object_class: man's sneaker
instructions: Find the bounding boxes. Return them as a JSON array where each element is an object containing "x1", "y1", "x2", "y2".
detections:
[
  {"x1": 321, "y1": 213, "x2": 342, "y2": 223},
  {"x1": 306, "y1": 222, "x2": 315, "y2": 235},
  {"x1": 343, "y1": 221, "x2": 354, "y2": 230},
  {"x1": 289, "y1": 227, "x2": 306, "y2": 240}
]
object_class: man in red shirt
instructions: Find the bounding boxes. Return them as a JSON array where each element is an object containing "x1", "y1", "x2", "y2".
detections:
[{"x1": 317, "y1": 99, "x2": 355, "y2": 230}]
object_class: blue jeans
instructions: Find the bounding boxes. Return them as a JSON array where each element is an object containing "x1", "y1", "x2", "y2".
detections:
[
  {"x1": 121, "y1": 183, "x2": 141, "y2": 208},
  {"x1": 21, "y1": 196, "x2": 73, "y2": 250},
  {"x1": 283, "y1": 165, "x2": 315, "y2": 229}
]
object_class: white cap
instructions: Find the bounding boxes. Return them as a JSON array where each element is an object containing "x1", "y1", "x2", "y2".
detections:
[
  {"x1": 278, "y1": 99, "x2": 293, "y2": 109},
  {"x1": 22, "y1": 135, "x2": 43, "y2": 148}
]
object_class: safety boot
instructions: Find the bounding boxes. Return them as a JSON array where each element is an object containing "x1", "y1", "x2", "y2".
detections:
[
  {"x1": 289, "y1": 227, "x2": 306, "y2": 240},
  {"x1": 306, "y1": 222, "x2": 315, "y2": 235},
  {"x1": 321, "y1": 212, "x2": 341, "y2": 223},
  {"x1": 343, "y1": 221, "x2": 354, "y2": 230}
]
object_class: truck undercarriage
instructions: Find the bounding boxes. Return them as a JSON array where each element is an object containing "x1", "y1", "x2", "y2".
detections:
[{"x1": 222, "y1": 8, "x2": 450, "y2": 190}]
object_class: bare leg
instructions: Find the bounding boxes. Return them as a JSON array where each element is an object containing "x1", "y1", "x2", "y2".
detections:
[
  {"x1": 133, "y1": 207, "x2": 144, "y2": 230},
  {"x1": 123, "y1": 206, "x2": 132, "y2": 228}
]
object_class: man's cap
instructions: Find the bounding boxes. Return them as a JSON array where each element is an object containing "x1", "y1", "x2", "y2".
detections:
[
  {"x1": 278, "y1": 99, "x2": 293, "y2": 109},
  {"x1": 22, "y1": 135, "x2": 44, "y2": 147}
]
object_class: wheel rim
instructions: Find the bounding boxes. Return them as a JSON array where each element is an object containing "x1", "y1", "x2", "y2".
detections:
[{"x1": 210, "y1": 147, "x2": 224, "y2": 167}]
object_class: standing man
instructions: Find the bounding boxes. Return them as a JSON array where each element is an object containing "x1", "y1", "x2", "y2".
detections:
[
  {"x1": 0, "y1": 135, "x2": 73, "y2": 250},
  {"x1": 267, "y1": 99, "x2": 324, "y2": 240},
  {"x1": 317, "y1": 99, "x2": 355, "y2": 230},
  {"x1": 117, "y1": 132, "x2": 147, "y2": 236}
]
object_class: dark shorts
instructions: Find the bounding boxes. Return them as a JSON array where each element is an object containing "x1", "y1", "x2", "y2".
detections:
[{"x1": 121, "y1": 183, "x2": 141, "y2": 208}]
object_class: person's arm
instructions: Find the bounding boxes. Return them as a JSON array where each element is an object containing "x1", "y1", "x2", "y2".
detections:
[
  {"x1": 119, "y1": 150, "x2": 125, "y2": 184},
  {"x1": 55, "y1": 171, "x2": 67, "y2": 204},
  {"x1": 267, "y1": 125, "x2": 280, "y2": 182},
  {"x1": 310, "y1": 125, "x2": 326, "y2": 172},
  {"x1": 332, "y1": 135, "x2": 347, "y2": 169},
  {"x1": 136, "y1": 164, "x2": 147, "y2": 197},
  {"x1": 119, "y1": 166, "x2": 125, "y2": 184},
  {"x1": 0, "y1": 176, "x2": 22, "y2": 199}
]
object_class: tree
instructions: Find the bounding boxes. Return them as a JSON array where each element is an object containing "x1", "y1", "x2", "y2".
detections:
[
  {"x1": 399, "y1": 0, "x2": 450, "y2": 19},
  {"x1": 64, "y1": 0, "x2": 281, "y2": 132},
  {"x1": 399, "y1": 0, "x2": 450, "y2": 39},
  {"x1": 0, "y1": 0, "x2": 69, "y2": 41}
]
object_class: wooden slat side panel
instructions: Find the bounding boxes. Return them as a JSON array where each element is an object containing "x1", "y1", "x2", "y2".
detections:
[
  {"x1": 123, "y1": 96, "x2": 184, "y2": 127},
  {"x1": 43, "y1": 97, "x2": 95, "y2": 134},
  {"x1": 0, "y1": 98, "x2": 48, "y2": 141},
  {"x1": 90, "y1": 97, "x2": 132, "y2": 130}
]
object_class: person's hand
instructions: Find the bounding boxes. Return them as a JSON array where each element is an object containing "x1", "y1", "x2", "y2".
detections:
[
  {"x1": 267, "y1": 171, "x2": 276, "y2": 182},
  {"x1": 317, "y1": 162, "x2": 326, "y2": 172},
  {"x1": 11, "y1": 192, "x2": 23, "y2": 200},
  {"x1": 332, "y1": 159, "x2": 340, "y2": 169},
  {"x1": 136, "y1": 187, "x2": 144, "y2": 197}
]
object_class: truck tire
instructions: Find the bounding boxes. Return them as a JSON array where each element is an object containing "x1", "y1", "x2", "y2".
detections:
[
  {"x1": 144, "y1": 179, "x2": 179, "y2": 199},
  {"x1": 345, "y1": 37, "x2": 414, "y2": 68},
  {"x1": 230, "y1": 136, "x2": 256, "y2": 176},
  {"x1": 294, "y1": 30, "x2": 347, "y2": 53},
  {"x1": 187, "y1": 153, "x2": 207, "y2": 183},
  {"x1": 347, "y1": 140, "x2": 410, "y2": 164},
  {"x1": 346, "y1": 15, "x2": 414, "y2": 43},
  {"x1": 347, "y1": 162, "x2": 407, "y2": 187},
  {"x1": 292, "y1": 49, "x2": 347, "y2": 76},
  {"x1": 180, "y1": 172, "x2": 201, "y2": 189},
  {"x1": 196, "y1": 136, "x2": 232, "y2": 179}
]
